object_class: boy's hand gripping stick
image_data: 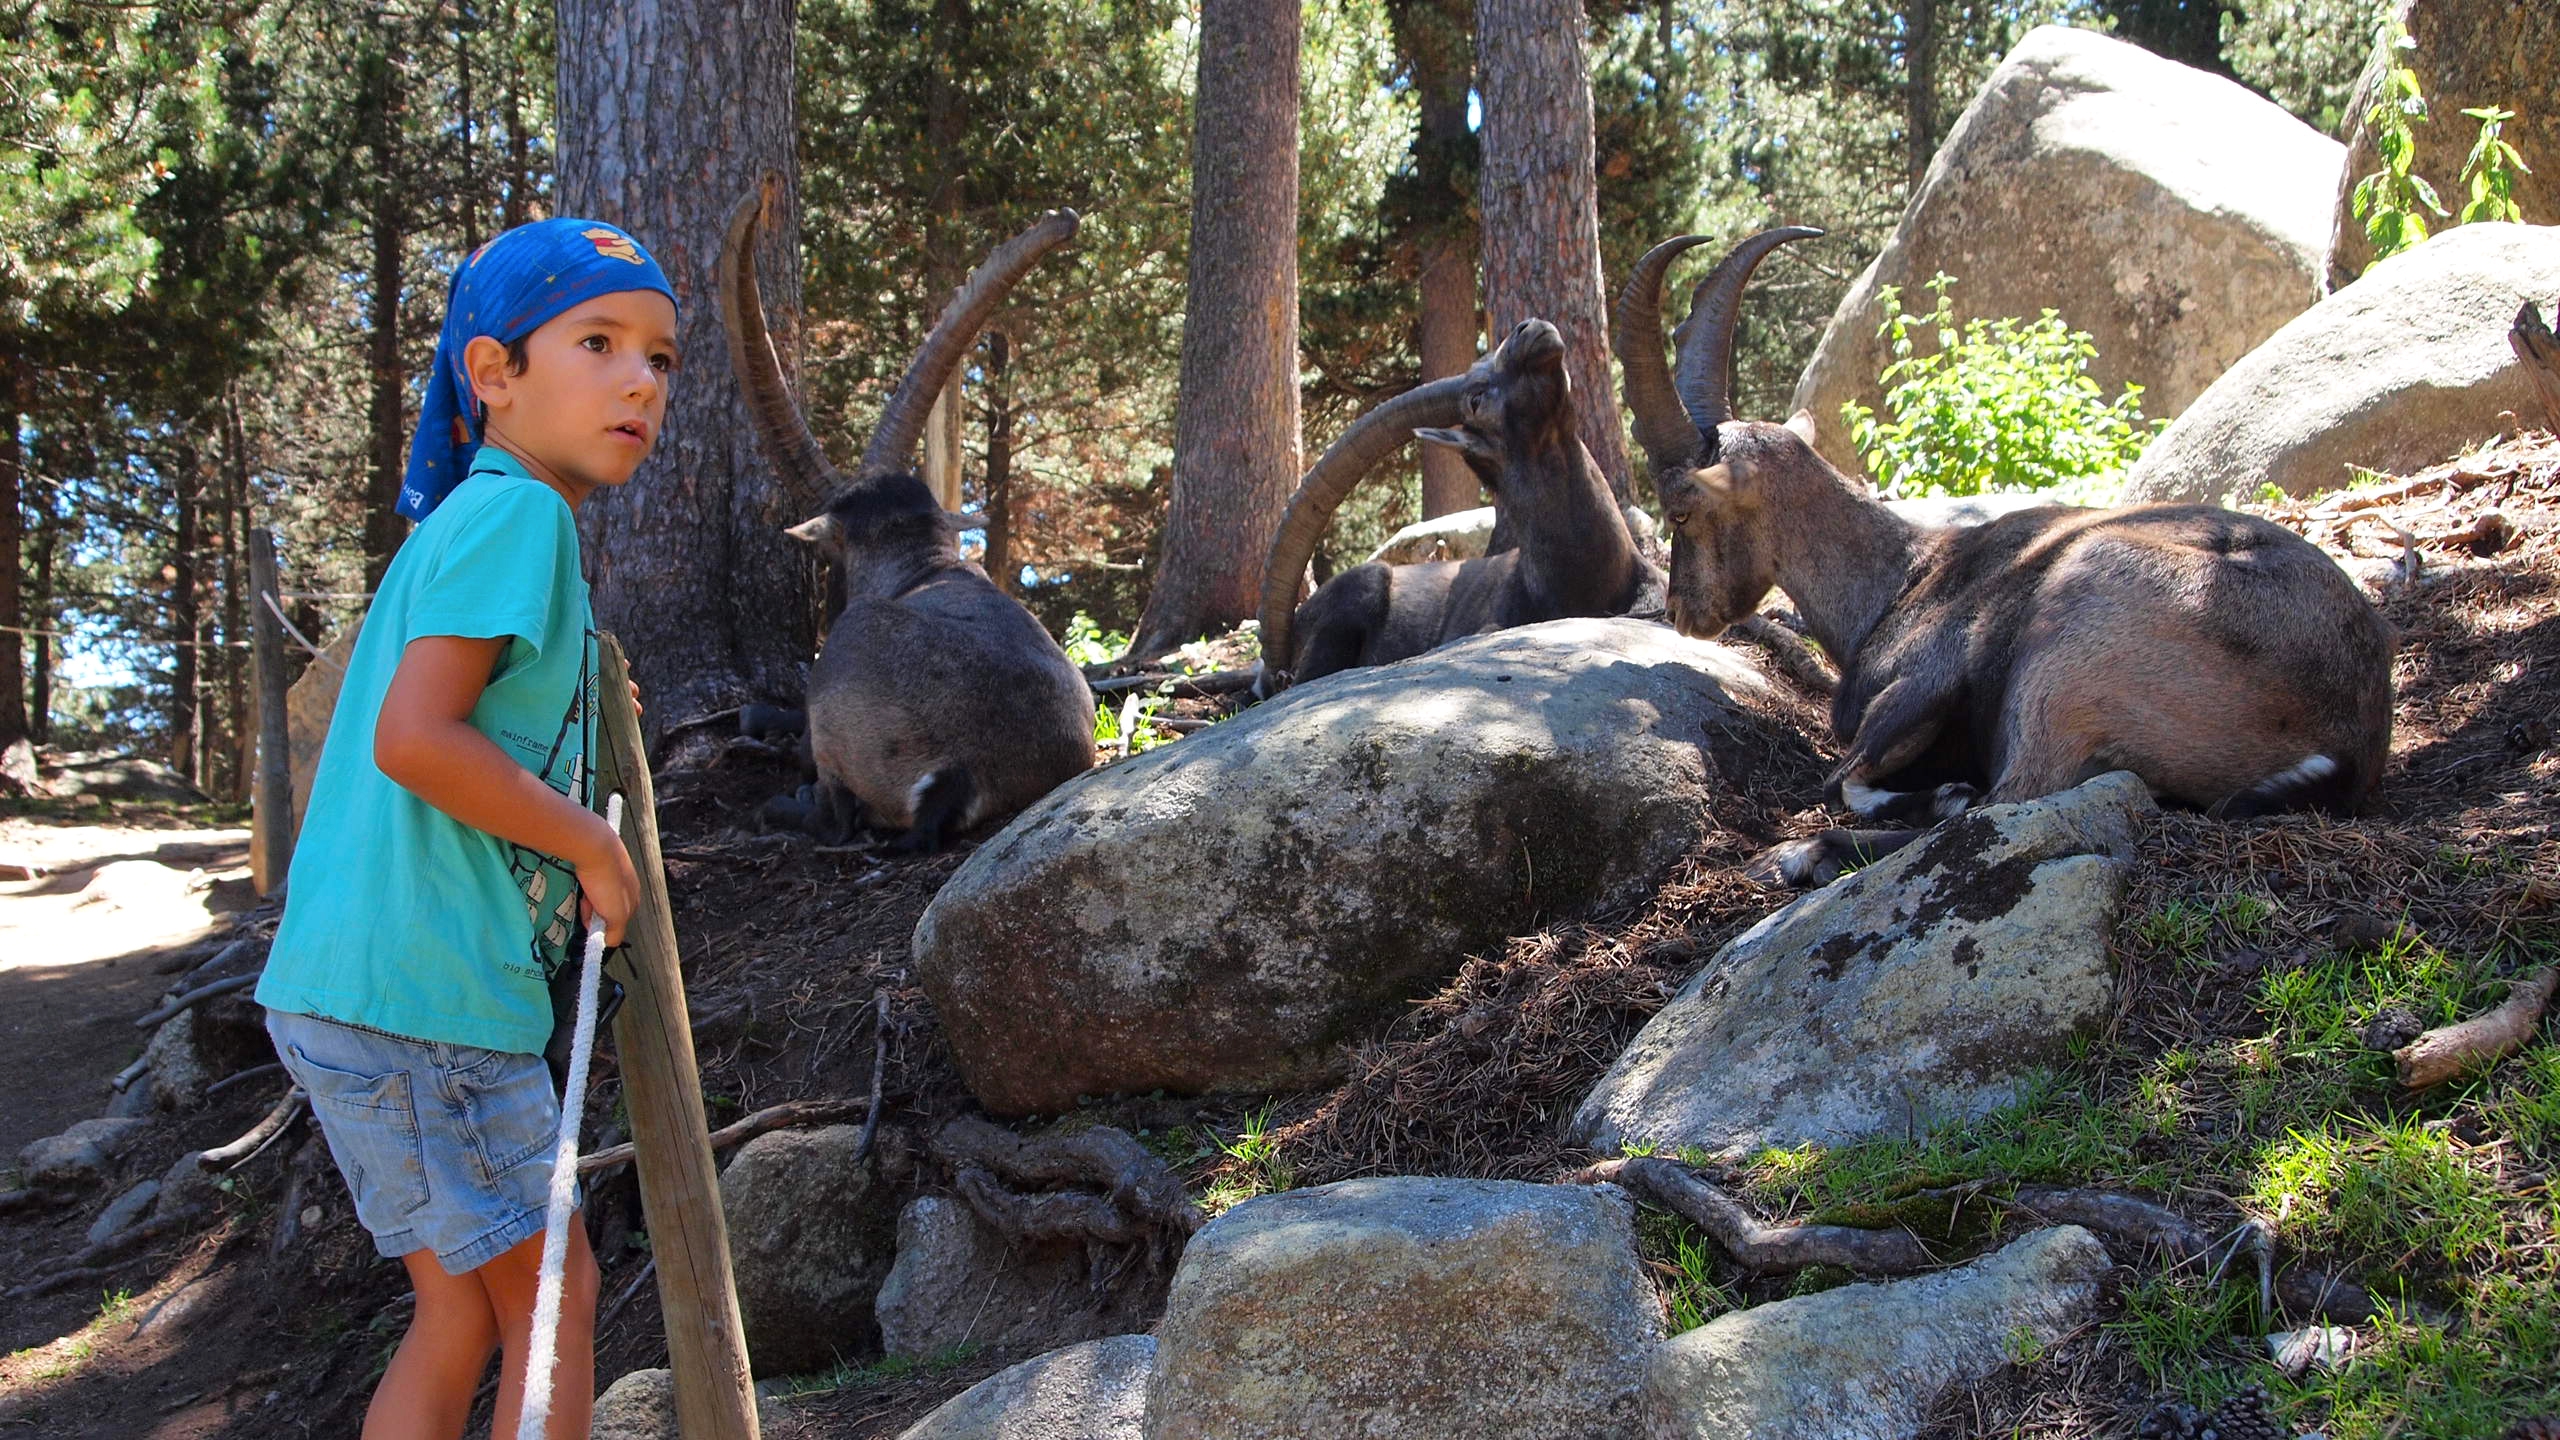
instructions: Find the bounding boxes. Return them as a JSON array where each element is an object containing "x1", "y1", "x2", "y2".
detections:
[{"x1": 518, "y1": 790, "x2": 622, "y2": 1440}]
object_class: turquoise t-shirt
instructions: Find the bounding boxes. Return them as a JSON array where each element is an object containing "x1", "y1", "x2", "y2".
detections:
[{"x1": 257, "y1": 449, "x2": 597, "y2": 1054}]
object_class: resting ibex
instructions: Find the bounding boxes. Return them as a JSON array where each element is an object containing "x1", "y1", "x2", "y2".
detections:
[
  {"x1": 1256, "y1": 318, "x2": 1654, "y2": 692},
  {"x1": 1616, "y1": 229, "x2": 2395, "y2": 884},
  {"x1": 723, "y1": 174, "x2": 1097, "y2": 850}
]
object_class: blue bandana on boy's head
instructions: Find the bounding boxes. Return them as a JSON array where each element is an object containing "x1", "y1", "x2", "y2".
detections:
[{"x1": 398, "y1": 217, "x2": 679, "y2": 521}]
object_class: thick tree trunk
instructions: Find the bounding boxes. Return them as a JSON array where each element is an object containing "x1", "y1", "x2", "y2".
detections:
[
  {"x1": 981, "y1": 330, "x2": 1014, "y2": 595},
  {"x1": 0, "y1": 343, "x2": 25, "y2": 748},
  {"x1": 1905, "y1": 0, "x2": 1937, "y2": 191},
  {"x1": 1475, "y1": 0, "x2": 1627, "y2": 499},
  {"x1": 1394, "y1": 0, "x2": 1482, "y2": 520},
  {"x1": 169, "y1": 442, "x2": 203, "y2": 783},
  {"x1": 921, "y1": 0, "x2": 973, "y2": 513},
  {"x1": 556, "y1": 0, "x2": 813, "y2": 732},
  {"x1": 1129, "y1": 0, "x2": 1302, "y2": 659},
  {"x1": 220, "y1": 393, "x2": 251, "y2": 801},
  {"x1": 27, "y1": 498, "x2": 51, "y2": 745},
  {"x1": 360, "y1": 47, "x2": 409, "y2": 589}
]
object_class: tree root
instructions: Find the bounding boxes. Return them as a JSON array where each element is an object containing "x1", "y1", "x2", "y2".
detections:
[
  {"x1": 575, "y1": 1094, "x2": 870, "y2": 1178},
  {"x1": 132, "y1": 972, "x2": 260, "y2": 1030},
  {"x1": 1730, "y1": 615, "x2": 1838, "y2": 697},
  {"x1": 2394, "y1": 967, "x2": 2558, "y2": 1090},
  {"x1": 196, "y1": 1086, "x2": 306, "y2": 1171},
  {"x1": 1572, "y1": 1157, "x2": 1936, "y2": 1274},
  {"x1": 5, "y1": 1206, "x2": 212, "y2": 1299},
  {"x1": 931, "y1": 1116, "x2": 1203, "y2": 1281}
]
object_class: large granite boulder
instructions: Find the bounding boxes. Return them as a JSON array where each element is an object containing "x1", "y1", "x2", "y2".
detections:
[
  {"x1": 1643, "y1": 1226, "x2": 2113, "y2": 1439},
  {"x1": 915, "y1": 617, "x2": 1818, "y2": 1116},
  {"x1": 1144, "y1": 1177, "x2": 1659, "y2": 1440},
  {"x1": 591, "y1": 1368, "x2": 679, "y2": 1440},
  {"x1": 900, "y1": 1335, "x2": 1156, "y2": 1440},
  {"x1": 1791, "y1": 25, "x2": 2339, "y2": 479},
  {"x1": 718, "y1": 1124, "x2": 901, "y2": 1376},
  {"x1": 1574, "y1": 773, "x2": 2150, "y2": 1157},
  {"x1": 876, "y1": 1195, "x2": 1166, "y2": 1362},
  {"x1": 2123, "y1": 222, "x2": 2560, "y2": 503},
  {"x1": 2328, "y1": 0, "x2": 2560, "y2": 289}
]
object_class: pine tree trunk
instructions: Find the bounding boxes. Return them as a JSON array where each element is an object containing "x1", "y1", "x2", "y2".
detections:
[
  {"x1": 361, "y1": 45, "x2": 409, "y2": 588},
  {"x1": 982, "y1": 330, "x2": 1013, "y2": 595},
  {"x1": 27, "y1": 499, "x2": 51, "y2": 745},
  {"x1": 921, "y1": 0, "x2": 972, "y2": 513},
  {"x1": 1394, "y1": 0, "x2": 1483, "y2": 520},
  {"x1": 0, "y1": 342, "x2": 25, "y2": 748},
  {"x1": 556, "y1": 0, "x2": 813, "y2": 733},
  {"x1": 221, "y1": 392, "x2": 252, "y2": 801},
  {"x1": 1129, "y1": 0, "x2": 1302, "y2": 659},
  {"x1": 1905, "y1": 0, "x2": 1937, "y2": 191},
  {"x1": 170, "y1": 442, "x2": 203, "y2": 783},
  {"x1": 503, "y1": 0, "x2": 531, "y2": 229},
  {"x1": 1475, "y1": 0, "x2": 1626, "y2": 499}
]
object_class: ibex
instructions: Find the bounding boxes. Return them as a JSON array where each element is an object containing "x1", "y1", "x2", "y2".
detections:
[
  {"x1": 723, "y1": 174, "x2": 1098, "y2": 851},
  {"x1": 1256, "y1": 318, "x2": 1654, "y2": 692},
  {"x1": 1615, "y1": 229, "x2": 2395, "y2": 885}
]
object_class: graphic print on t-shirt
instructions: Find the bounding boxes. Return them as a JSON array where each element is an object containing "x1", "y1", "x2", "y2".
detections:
[{"x1": 502, "y1": 627, "x2": 598, "y2": 985}]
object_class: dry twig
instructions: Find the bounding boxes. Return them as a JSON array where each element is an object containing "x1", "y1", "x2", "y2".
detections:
[
  {"x1": 2393, "y1": 967, "x2": 2558, "y2": 1089},
  {"x1": 133, "y1": 972, "x2": 259, "y2": 1030},
  {"x1": 576, "y1": 1094, "x2": 870, "y2": 1178}
]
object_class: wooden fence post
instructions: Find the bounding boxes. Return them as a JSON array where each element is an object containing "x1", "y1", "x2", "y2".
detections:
[
  {"x1": 592, "y1": 633, "x2": 759, "y2": 1439},
  {"x1": 248, "y1": 528, "x2": 295, "y2": 895}
]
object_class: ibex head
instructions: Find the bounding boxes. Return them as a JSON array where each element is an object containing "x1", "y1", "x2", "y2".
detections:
[
  {"x1": 721, "y1": 169, "x2": 1077, "y2": 562},
  {"x1": 1413, "y1": 318, "x2": 1575, "y2": 481},
  {"x1": 1613, "y1": 226, "x2": 1823, "y2": 638}
]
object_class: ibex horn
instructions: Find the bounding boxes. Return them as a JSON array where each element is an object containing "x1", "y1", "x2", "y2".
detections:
[
  {"x1": 1668, "y1": 226, "x2": 1823, "y2": 460},
  {"x1": 860, "y1": 208, "x2": 1081, "y2": 479},
  {"x1": 1613, "y1": 234, "x2": 1716, "y2": 480},
  {"x1": 721, "y1": 171, "x2": 843, "y2": 512},
  {"x1": 1256, "y1": 375, "x2": 1469, "y2": 691}
]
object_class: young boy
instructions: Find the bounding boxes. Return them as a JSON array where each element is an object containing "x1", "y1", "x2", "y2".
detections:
[{"x1": 256, "y1": 217, "x2": 679, "y2": 1440}]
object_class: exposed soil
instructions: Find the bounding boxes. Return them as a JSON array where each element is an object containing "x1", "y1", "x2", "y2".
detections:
[{"x1": 4, "y1": 433, "x2": 2557, "y2": 1437}]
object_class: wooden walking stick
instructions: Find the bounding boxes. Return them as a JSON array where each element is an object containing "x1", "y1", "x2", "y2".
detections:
[{"x1": 593, "y1": 634, "x2": 759, "y2": 1438}]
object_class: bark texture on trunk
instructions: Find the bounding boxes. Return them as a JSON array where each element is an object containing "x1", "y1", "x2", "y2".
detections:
[
  {"x1": 1905, "y1": 0, "x2": 1938, "y2": 192},
  {"x1": 981, "y1": 330, "x2": 1014, "y2": 594},
  {"x1": 361, "y1": 46, "x2": 408, "y2": 589},
  {"x1": 1129, "y1": 0, "x2": 1303, "y2": 659},
  {"x1": 170, "y1": 442, "x2": 203, "y2": 782},
  {"x1": 1475, "y1": 0, "x2": 1626, "y2": 498},
  {"x1": 556, "y1": 0, "x2": 814, "y2": 730},
  {"x1": 0, "y1": 344, "x2": 25, "y2": 747},
  {"x1": 1394, "y1": 0, "x2": 1483, "y2": 519}
]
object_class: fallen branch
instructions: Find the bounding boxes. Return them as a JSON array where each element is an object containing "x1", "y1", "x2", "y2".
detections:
[
  {"x1": 2394, "y1": 967, "x2": 2558, "y2": 1089},
  {"x1": 575, "y1": 1094, "x2": 870, "y2": 1178},
  {"x1": 600, "y1": 1258, "x2": 657, "y2": 1331},
  {"x1": 197, "y1": 1086, "x2": 307, "y2": 1171},
  {"x1": 170, "y1": 935, "x2": 262, "y2": 987},
  {"x1": 1089, "y1": 667, "x2": 1258, "y2": 700},
  {"x1": 1731, "y1": 614, "x2": 1838, "y2": 697},
  {"x1": 1573, "y1": 1156, "x2": 1936, "y2": 1274},
  {"x1": 109, "y1": 1056, "x2": 150, "y2": 1094},
  {"x1": 133, "y1": 972, "x2": 259, "y2": 1030},
  {"x1": 203, "y1": 1062, "x2": 286, "y2": 1100}
]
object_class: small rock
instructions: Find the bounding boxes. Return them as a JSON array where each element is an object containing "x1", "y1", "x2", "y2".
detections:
[
  {"x1": 2361, "y1": 1007, "x2": 2426, "y2": 1053},
  {"x1": 2329, "y1": 911, "x2": 2401, "y2": 954},
  {"x1": 18, "y1": 1117, "x2": 151, "y2": 1192},
  {"x1": 899, "y1": 1334, "x2": 1154, "y2": 1440},
  {"x1": 591, "y1": 1368, "x2": 678, "y2": 1440},
  {"x1": 87, "y1": 1180, "x2": 162, "y2": 1247},
  {"x1": 2270, "y1": 1325, "x2": 2358, "y2": 1377}
]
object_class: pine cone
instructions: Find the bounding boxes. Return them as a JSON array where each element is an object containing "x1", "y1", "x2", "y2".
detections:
[
  {"x1": 2196, "y1": 1385, "x2": 2285, "y2": 1440},
  {"x1": 2138, "y1": 1401, "x2": 2205, "y2": 1440}
]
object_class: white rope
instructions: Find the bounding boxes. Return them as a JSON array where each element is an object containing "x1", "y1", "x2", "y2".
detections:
[{"x1": 517, "y1": 791, "x2": 623, "y2": 1440}]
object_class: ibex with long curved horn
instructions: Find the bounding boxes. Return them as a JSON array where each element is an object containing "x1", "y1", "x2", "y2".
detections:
[
  {"x1": 1256, "y1": 318, "x2": 1654, "y2": 693},
  {"x1": 724, "y1": 172, "x2": 1097, "y2": 851},
  {"x1": 1617, "y1": 228, "x2": 2395, "y2": 885}
]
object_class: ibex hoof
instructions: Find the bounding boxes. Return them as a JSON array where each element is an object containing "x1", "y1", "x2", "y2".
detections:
[
  {"x1": 1930, "y1": 783, "x2": 1978, "y2": 820},
  {"x1": 1744, "y1": 836, "x2": 1841, "y2": 889}
]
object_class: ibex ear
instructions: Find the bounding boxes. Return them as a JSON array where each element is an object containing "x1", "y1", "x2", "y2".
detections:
[
  {"x1": 784, "y1": 514, "x2": 841, "y2": 548},
  {"x1": 1783, "y1": 409, "x2": 1820, "y2": 445}
]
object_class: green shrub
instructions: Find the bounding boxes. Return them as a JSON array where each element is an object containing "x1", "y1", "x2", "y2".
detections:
[
  {"x1": 1840, "y1": 273, "x2": 2164, "y2": 500},
  {"x1": 2348, "y1": 18, "x2": 2444, "y2": 263}
]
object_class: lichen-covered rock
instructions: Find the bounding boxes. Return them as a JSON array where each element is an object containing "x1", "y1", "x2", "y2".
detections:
[
  {"x1": 1791, "y1": 25, "x2": 2337, "y2": 480},
  {"x1": 1643, "y1": 1226, "x2": 2112, "y2": 1439},
  {"x1": 591, "y1": 1368, "x2": 678, "y2": 1440},
  {"x1": 2327, "y1": 0, "x2": 2560, "y2": 289},
  {"x1": 916, "y1": 617, "x2": 1817, "y2": 1116},
  {"x1": 876, "y1": 1195, "x2": 1167, "y2": 1362},
  {"x1": 719, "y1": 1124, "x2": 900, "y2": 1376},
  {"x1": 1143, "y1": 1177, "x2": 1659, "y2": 1440},
  {"x1": 1574, "y1": 772, "x2": 2151, "y2": 1157},
  {"x1": 18, "y1": 1117, "x2": 150, "y2": 1192},
  {"x1": 900, "y1": 1335, "x2": 1155, "y2": 1440},
  {"x1": 2123, "y1": 222, "x2": 2560, "y2": 503}
]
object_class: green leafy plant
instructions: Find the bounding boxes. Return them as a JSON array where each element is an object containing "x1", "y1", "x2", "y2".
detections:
[
  {"x1": 1199, "y1": 1105, "x2": 1295, "y2": 1213},
  {"x1": 2348, "y1": 18, "x2": 2445, "y2": 262},
  {"x1": 1059, "y1": 611, "x2": 1128, "y2": 669},
  {"x1": 1841, "y1": 273, "x2": 2162, "y2": 500},
  {"x1": 2456, "y1": 105, "x2": 2533, "y2": 224}
]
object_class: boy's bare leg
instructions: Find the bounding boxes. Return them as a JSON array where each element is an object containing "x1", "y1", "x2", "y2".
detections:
[
  {"x1": 366, "y1": 1249, "x2": 501, "y2": 1440},
  {"x1": 481, "y1": 1216, "x2": 600, "y2": 1440}
]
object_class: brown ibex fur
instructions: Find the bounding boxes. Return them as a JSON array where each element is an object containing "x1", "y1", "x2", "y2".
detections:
[
  {"x1": 1256, "y1": 318, "x2": 1655, "y2": 693},
  {"x1": 1615, "y1": 230, "x2": 2395, "y2": 884},
  {"x1": 722, "y1": 173, "x2": 1096, "y2": 851}
]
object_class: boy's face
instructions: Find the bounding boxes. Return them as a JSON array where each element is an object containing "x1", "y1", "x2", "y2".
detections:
[{"x1": 465, "y1": 288, "x2": 680, "y2": 505}]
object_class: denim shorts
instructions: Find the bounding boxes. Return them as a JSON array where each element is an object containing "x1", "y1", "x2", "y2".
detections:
[{"x1": 267, "y1": 1008, "x2": 580, "y2": 1275}]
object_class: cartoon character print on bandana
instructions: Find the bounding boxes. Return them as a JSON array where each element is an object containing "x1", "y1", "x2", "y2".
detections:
[{"x1": 501, "y1": 627, "x2": 601, "y2": 988}]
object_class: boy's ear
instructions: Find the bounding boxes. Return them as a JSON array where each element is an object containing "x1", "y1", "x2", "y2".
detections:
[{"x1": 462, "y1": 335, "x2": 514, "y2": 414}]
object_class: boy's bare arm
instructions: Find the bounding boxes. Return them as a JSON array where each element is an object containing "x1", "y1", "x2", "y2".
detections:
[{"x1": 374, "y1": 634, "x2": 642, "y2": 945}]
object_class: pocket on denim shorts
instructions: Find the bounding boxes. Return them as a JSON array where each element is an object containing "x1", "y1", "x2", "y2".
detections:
[
  {"x1": 285, "y1": 1038, "x2": 433, "y2": 1222},
  {"x1": 444, "y1": 1043, "x2": 560, "y2": 1187}
]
